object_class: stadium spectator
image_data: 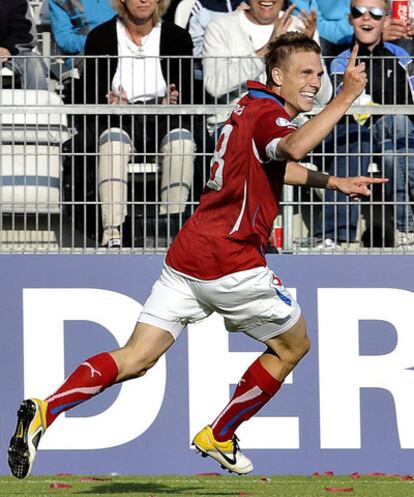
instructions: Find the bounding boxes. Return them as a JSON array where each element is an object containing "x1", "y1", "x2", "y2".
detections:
[
  {"x1": 176, "y1": 0, "x2": 247, "y2": 101},
  {"x1": 287, "y1": 1, "x2": 414, "y2": 58},
  {"x1": 202, "y1": 0, "x2": 333, "y2": 130},
  {"x1": 48, "y1": 0, "x2": 115, "y2": 66},
  {"x1": 74, "y1": 0, "x2": 195, "y2": 248},
  {"x1": 287, "y1": 0, "x2": 354, "y2": 68},
  {"x1": 8, "y1": 33, "x2": 386, "y2": 479},
  {"x1": 315, "y1": 0, "x2": 414, "y2": 248},
  {"x1": 179, "y1": 0, "x2": 246, "y2": 58},
  {"x1": 0, "y1": 0, "x2": 48, "y2": 90}
]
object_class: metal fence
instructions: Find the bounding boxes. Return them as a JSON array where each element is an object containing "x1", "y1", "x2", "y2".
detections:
[{"x1": 1, "y1": 53, "x2": 413, "y2": 253}]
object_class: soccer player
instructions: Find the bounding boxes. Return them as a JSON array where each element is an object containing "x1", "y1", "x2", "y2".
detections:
[{"x1": 8, "y1": 32, "x2": 387, "y2": 478}]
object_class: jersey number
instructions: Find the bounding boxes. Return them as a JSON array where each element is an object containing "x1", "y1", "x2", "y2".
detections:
[{"x1": 206, "y1": 124, "x2": 234, "y2": 191}]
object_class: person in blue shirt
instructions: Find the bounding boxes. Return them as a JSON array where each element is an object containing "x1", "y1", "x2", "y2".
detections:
[
  {"x1": 49, "y1": 0, "x2": 115, "y2": 60},
  {"x1": 315, "y1": 0, "x2": 414, "y2": 248}
]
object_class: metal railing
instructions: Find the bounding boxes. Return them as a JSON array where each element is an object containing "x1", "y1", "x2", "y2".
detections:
[{"x1": 1, "y1": 54, "x2": 413, "y2": 254}]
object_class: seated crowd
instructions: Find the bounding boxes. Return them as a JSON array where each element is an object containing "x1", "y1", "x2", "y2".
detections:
[{"x1": 1, "y1": 0, "x2": 414, "y2": 248}]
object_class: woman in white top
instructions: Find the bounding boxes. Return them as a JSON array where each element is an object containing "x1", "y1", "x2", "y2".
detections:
[{"x1": 81, "y1": 0, "x2": 195, "y2": 247}]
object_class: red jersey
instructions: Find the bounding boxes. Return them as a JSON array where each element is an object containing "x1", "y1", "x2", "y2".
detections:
[{"x1": 166, "y1": 81, "x2": 297, "y2": 280}]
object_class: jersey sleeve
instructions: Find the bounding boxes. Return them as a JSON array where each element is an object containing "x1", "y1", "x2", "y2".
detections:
[{"x1": 253, "y1": 108, "x2": 297, "y2": 162}]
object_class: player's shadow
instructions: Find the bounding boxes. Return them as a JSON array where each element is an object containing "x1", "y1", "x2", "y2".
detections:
[
  {"x1": 77, "y1": 482, "x2": 235, "y2": 495},
  {"x1": 77, "y1": 483, "x2": 190, "y2": 494}
]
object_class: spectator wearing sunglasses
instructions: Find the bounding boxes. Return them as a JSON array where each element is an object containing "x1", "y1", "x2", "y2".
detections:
[{"x1": 315, "y1": 0, "x2": 414, "y2": 248}]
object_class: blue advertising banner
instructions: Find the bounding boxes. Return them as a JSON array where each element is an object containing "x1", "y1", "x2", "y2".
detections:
[{"x1": 0, "y1": 254, "x2": 413, "y2": 476}]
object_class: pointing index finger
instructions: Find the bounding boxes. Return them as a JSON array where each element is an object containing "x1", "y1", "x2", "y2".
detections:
[
  {"x1": 348, "y1": 43, "x2": 359, "y2": 69},
  {"x1": 366, "y1": 177, "x2": 389, "y2": 184}
]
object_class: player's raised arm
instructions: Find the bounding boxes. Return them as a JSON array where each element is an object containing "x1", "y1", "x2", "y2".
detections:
[{"x1": 277, "y1": 44, "x2": 367, "y2": 162}]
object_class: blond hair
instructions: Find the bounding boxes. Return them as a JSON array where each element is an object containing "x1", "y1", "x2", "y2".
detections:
[{"x1": 112, "y1": 0, "x2": 171, "y2": 25}]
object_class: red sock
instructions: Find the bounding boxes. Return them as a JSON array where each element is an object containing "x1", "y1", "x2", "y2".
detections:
[
  {"x1": 45, "y1": 352, "x2": 119, "y2": 427},
  {"x1": 211, "y1": 358, "x2": 281, "y2": 442}
]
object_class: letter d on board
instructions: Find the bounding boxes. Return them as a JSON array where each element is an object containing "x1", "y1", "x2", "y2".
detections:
[{"x1": 23, "y1": 289, "x2": 166, "y2": 450}]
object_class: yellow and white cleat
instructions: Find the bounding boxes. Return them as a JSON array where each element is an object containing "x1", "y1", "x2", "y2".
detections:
[
  {"x1": 192, "y1": 425, "x2": 253, "y2": 475},
  {"x1": 8, "y1": 398, "x2": 48, "y2": 479}
]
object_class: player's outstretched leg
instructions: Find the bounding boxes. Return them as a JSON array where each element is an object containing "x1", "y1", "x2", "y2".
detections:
[
  {"x1": 193, "y1": 316, "x2": 309, "y2": 474},
  {"x1": 7, "y1": 351, "x2": 118, "y2": 479},
  {"x1": 7, "y1": 323, "x2": 174, "y2": 478},
  {"x1": 8, "y1": 398, "x2": 48, "y2": 479}
]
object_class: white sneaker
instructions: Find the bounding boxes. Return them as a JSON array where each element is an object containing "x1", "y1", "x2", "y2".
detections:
[
  {"x1": 101, "y1": 227, "x2": 121, "y2": 248},
  {"x1": 395, "y1": 230, "x2": 414, "y2": 248},
  {"x1": 107, "y1": 237, "x2": 121, "y2": 249},
  {"x1": 313, "y1": 238, "x2": 340, "y2": 250},
  {"x1": 192, "y1": 425, "x2": 253, "y2": 475}
]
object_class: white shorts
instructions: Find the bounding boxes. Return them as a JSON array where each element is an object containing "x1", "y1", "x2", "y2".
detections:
[{"x1": 138, "y1": 264, "x2": 301, "y2": 342}]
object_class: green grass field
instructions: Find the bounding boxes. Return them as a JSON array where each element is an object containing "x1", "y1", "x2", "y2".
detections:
[{"x1": 0, "y1": 474, "x2": 413, "y2": 497}]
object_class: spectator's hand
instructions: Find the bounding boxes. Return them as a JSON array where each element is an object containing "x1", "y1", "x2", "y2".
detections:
[
  {"x1": 0, "y1": 47, "x2": 11, "y2": 63},
  {"x1": 162, "y1": 84, "x2": 179, "y2": 105},
  {"x1": 106, "y1": 85, "x2": 129, "y2": 105},
  {"x1": 383, "y1": 16, "x2": 412, "y2": 40},
  {"x1": 342, "y1": 44, "x2": 367, "y2": 100},
  {"x1": 331, "y1": 175, "x2": 388, "y2": 199},
  {"x1": 273, "y1": 3, "x2": 295, "y2": 38},
  {"x1": 256, "y1": 4, "x2": 294, "y2": 56},
  {"x1": 298, "y1": 8, "x2": 317, "y2": 38}
]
